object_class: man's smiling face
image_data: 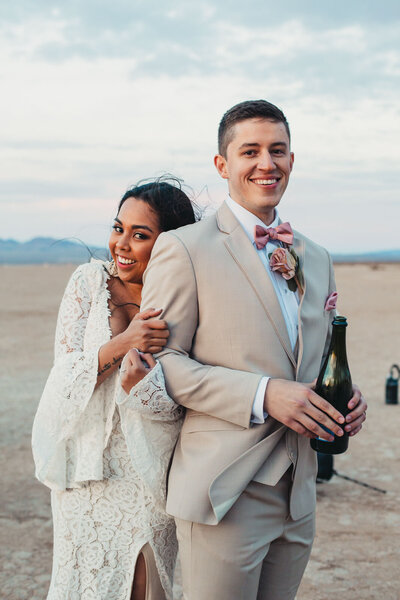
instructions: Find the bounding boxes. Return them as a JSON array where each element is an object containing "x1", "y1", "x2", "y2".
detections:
[{"x1": 214, "y1": 118, "x2": 294, "y2": 225}]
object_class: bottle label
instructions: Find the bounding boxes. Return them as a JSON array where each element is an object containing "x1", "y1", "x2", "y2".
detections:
[{"x1": 316, "y1": 423, "x2": 335, "y2": 442}]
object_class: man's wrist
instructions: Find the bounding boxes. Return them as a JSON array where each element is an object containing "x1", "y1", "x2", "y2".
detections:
[{"x1": 251, "y1": 376, "x2": 269, "y2": 424}]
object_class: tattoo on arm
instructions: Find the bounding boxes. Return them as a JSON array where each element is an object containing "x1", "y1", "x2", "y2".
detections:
[{"x1": 97, "y1": 356, "x2": 122, "y2": 377}]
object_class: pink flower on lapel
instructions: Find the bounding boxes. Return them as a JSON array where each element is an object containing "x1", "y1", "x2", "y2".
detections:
[
  {"x1": 269, "y1": 247, "x2": 296, "y2": 280},
  {"x1": 268, "y1": 247, "x2": 304, "y2": 294},
  {"x1": 324, "y1": 291, "x2": 338, "y2": 311}
]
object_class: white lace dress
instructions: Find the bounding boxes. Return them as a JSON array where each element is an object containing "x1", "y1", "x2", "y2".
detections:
[{"x1": 32, "y1": 260, "x2": 184, "y2": 600}]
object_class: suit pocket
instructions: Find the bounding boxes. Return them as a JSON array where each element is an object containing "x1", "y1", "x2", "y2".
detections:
[{"x1": 182, "y1": 413, "x2": 246, "y2": 434}]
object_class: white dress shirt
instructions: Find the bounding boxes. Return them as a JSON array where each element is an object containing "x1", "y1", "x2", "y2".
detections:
[{"x1": 225, "y1": 196, "x2": 299, "y2": 423}]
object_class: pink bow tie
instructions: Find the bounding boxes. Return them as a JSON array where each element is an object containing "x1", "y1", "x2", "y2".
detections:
[{"x1": 254, "y1": 222, "x2": 294, "y2": 249}]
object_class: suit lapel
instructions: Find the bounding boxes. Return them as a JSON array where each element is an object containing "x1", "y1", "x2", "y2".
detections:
[
  {"x1": 218, "y1": 202, "x2": 296, "y2": 368},
  {"x1": 293, "y1": 234, "x2": 306, "y2": 377}
]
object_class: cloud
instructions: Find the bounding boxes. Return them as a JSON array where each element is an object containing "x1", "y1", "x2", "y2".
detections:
[{"x1": 0, "y1": 5, "x2": 399, "y2": 252}]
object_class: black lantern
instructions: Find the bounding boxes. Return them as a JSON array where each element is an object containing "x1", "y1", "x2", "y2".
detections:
[{"x1": 385, "y1": 364, "x2": 400, "y2": 405}]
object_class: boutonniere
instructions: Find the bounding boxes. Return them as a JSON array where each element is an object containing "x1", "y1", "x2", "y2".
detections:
[{"x1": 269, "y1": 247, "x2": 304, "y2": 294}]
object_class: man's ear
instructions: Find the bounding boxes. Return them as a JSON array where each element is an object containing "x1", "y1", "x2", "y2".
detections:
[{"x1": 214, "y1": 154, "x2": 229, "y2": 179}]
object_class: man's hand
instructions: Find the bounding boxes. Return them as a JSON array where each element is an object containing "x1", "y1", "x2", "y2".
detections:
[
  {"x1": 264, "y1": 379, "x2": 346, "y2": 441},
  {"x1": 344, "y1": 384, "x2": 367, "y2": 436}
]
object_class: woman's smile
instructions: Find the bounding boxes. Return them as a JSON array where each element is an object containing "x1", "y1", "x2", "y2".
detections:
[
  {"x1": 109, "y1": 197, "x2": 161, "y2": 284},
  {"x1": 116, "y1": 255, "x2": 137, "y2": 267}
]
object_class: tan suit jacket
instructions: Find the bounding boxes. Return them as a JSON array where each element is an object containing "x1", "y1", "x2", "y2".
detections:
[{"x1": 141, "y1": 202, "x2": 335, "y2": 525}]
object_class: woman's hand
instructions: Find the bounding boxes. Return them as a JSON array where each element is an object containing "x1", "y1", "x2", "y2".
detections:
[
  {"x1": 120, "y1": 349, "x2": 157, "y2": 393},
  {"x1": 122, "y1": 308, "x2": 169, "y2": 354},
  {"x1": 96, "y1": 309, "x2": 168, "y2": 388}
]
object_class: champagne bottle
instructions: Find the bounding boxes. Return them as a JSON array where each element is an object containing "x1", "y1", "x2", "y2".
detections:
[{"x1": 311, "y1": 316, "x2": 352, "y2": 455}]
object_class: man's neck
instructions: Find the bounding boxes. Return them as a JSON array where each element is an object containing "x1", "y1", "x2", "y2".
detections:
[
  {"x1": 226, "y1": 196, "x2": 278, "y2": 226},
  {"x1": 225, "y1": 196, "x2": 280, "y2": 244},
  {"x1": 227, "y1": 198, "x2": 276, "y2": 226}
]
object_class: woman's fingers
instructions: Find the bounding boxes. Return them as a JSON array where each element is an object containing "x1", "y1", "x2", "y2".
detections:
[
  {"x1": 147, "y1": 346, "x2": 164, "y2": 354},
  {"x1": 134, "y1": 308, "x2": 163, "y2": 321},
  {"x1": 141, "y1": 353, "x2": 156, "y2": 368},
  {"x1": 120, "y1": 348, "x2": 156, "y2": 393},
  {"x1": 124, "y1": 349, "x2": 156, "y2": 371},
  {"x1": 148, "y1": 319, "x2": 169, "y2": 331},
  {"x1": 126, "y1": 348, "x2": 142, "y2": 367},
  {"x1": 145, "y1": 328, "x2": 169, "y2": 339}
]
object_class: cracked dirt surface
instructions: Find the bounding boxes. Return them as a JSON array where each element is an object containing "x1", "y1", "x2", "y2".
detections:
[{"x1": 0, "y1": 263, "x2": 399, "y2": 599}]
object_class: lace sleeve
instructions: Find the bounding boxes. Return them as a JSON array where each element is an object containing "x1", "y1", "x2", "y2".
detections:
[
  {"x1": 116, "y1": 361, "x2": 184, "y2": 422},
  {"x1": 32, "y1": 263, "x2": 105, "y2": 490},
  {"x1": 117, "y1": 361, "x2": 184, "y2": 509}
]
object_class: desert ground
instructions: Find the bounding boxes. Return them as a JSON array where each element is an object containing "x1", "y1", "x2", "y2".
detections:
[{"x1": 0, "y1": 262, "x2": 399, "y2": 600}]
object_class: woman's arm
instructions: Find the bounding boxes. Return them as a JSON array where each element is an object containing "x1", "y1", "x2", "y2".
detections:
[
  {"x1": 96, "y1": 309, "x2": 169, "y2": 387},
  {"x1": 32, "y1": 263, "x2": 101, "y2": 489},
  {"x1": 118, "y1": 354, "x2": 184, "y2": 422}
]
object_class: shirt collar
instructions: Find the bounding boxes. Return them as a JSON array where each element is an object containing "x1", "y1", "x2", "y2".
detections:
[{"x1": 225, "y1": 196, "x2": 280, "y2": 244}]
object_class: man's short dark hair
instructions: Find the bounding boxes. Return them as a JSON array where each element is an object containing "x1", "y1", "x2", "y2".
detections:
[{"x1": 218, "y1": 100, "x2": 290, "y2": 157}]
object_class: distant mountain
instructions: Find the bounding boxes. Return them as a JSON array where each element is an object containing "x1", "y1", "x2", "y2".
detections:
[
  {"x1": 332, "y1": 249, "x2": 400, "y2": 263},
  {"x1": 1, "y1": 238, "x2": 399, "y2": 265},
  {"x1": 0, "y1": 237, "x2": 109, "y2": 264}
]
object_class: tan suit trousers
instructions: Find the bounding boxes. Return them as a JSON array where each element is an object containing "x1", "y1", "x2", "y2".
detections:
[{"x1": 175, "y1": 470, "x2": 315, "y2": 600}]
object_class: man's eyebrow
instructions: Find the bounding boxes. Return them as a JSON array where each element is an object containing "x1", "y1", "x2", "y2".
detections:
[
  {"x1": 114, "y1": 217, "x2": 153, "y2": 232},
  {"x1": 270, "y1": 141, "x2": 288, "y2": 148},
  {"x1": 238, "y1": 141, "x2": 288, "y2": 150},
  {"x1": 238, "y1": 143, "x2": 260, "y2": 150}
]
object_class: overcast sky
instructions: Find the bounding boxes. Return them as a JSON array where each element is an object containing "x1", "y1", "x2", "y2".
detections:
[{"x1": 1, "y1": 1, "x2": 399, "y2": 253}]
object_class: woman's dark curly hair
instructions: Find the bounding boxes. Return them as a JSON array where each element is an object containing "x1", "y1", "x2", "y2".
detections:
[{"x1": 117, "y1": 175, "x2": 198, "y2": 232}]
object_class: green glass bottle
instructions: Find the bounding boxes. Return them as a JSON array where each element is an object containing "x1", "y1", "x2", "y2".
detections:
[{"x1": 311, "y1": 316, "x2": 353, "y2": 455}]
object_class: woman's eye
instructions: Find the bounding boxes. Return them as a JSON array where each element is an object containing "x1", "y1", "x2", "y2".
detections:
[
  {"x1": 112, "y1": 225, "x2": 123, "y2": 233},
  {"x1": 133, "y1": 232, "x2": 147, "y2": 240}
]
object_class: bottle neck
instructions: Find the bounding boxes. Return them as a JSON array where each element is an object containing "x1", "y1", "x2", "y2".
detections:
[{"x1": 330, "y1": 324, "x2": 348, "y2": 365}]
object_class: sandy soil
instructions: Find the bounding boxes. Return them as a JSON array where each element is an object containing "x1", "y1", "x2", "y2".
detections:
[{"x1": 0, "y1": 263, "x2": 399, "y2": 599}]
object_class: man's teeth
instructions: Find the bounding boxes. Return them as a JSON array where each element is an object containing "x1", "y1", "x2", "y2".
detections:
[
  {"x1": 118, "y1": 256, "x2": 135, "y2": 265},
  {"x1": 253, "y1": 179, "x2": 278, "y2": 185}
]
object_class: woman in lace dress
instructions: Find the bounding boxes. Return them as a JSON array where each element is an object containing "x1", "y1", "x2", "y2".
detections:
[{"x1": 32, "y1": 179, "x2": 197, "y2": 600}]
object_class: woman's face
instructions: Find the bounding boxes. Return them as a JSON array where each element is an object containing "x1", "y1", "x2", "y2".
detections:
[{"x1": 109, "y1": 197, "x2": 162, "y2": 284}]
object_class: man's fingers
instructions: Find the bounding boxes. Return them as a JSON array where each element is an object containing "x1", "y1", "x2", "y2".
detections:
[
  {"x1": 346, "y1": 394, "x2": 367, "y2": 422},
  {"x1": 306, "y1": 405, "x2": 344, "y2": 438},
  {"x1": 304, "y1": 378, "x2": 317, "y2": 390},
  {"x1": 347, "y1": 383, "x2": 361, "y2": 410},
  {"x1": 301, "y1": 414, "x2": 338, "y2": 441},
  {"x1": 349, "y1": 424, "x2": 363, "y2": 436},
  {"x1": 308, "y1": 389, "x2": 345, "y2": 425},
  {"x1": 345, "y1": 411, "x2": 366, "y2": 433},
  {"x1": 287, "y1": 420, "x2": 315, "y2": 439}
]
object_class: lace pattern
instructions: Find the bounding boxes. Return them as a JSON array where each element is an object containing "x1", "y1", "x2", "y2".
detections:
[{"x1": 32, "y1": 260, "x2": 183, "y2": 599}]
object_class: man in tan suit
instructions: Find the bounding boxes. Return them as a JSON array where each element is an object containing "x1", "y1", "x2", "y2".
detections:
[{"x1": 141, "y1": 100, "x2": 367, "y2": 599}]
